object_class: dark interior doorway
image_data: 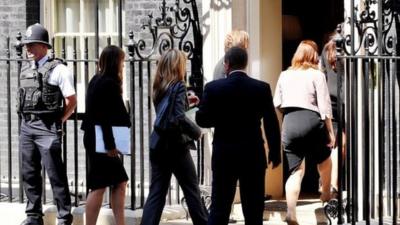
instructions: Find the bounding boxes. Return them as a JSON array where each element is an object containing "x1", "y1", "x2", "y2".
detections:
[{"x1": 281, "y1": 0, "x2": 344, "y2": 193}]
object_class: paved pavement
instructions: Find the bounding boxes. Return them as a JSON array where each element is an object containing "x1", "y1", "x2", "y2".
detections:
[{"x1": 0, "y1": 197, "x2": 335, "y2": 225}]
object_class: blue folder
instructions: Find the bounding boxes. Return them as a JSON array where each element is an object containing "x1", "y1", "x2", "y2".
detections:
[{"x1": 95, "y1": 125, "x2": 131, "y2": 155}]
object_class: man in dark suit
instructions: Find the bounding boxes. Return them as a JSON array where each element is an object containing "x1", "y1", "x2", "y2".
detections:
[{"x1": 195, "y1": 47, "x2": 281, "y2": 225}]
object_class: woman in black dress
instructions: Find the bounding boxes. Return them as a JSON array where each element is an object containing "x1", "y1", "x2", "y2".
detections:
[
  {"x1": 140, "y1": 49, "x2": 208, "y2": 225},
  {"x1": 82, "y1": 45, "x2": 130, "y2": 225}
]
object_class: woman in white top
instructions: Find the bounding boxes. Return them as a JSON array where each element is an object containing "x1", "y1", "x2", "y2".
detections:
[{"x1": 274, "y1": 40, "x2": 335, "y2": 225}]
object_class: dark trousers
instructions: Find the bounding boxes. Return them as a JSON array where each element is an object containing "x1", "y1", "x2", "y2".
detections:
[
  {"x1": 19, "y1": 119, "x2": 72, "y2": 225},
  {"x1": 207, "y1": 154, "x2": 266, "y2": 225},
  {"x1": 140, "y1": 149, "x2": 208, "y2": 225}
]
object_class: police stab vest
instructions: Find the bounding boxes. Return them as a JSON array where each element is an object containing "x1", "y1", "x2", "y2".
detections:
[{"x1": 18, "y1": 58, "x2": 65, "y2": 115}]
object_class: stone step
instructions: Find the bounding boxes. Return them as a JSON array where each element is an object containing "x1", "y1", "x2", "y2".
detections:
[{"x1": 165, "y1": 198, "x2": 334, "y2": 225}]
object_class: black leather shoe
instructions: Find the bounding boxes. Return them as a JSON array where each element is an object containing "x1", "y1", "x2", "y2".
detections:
[
  {"x1": 57, "y1": 214, "x2": 73, "y2": 225},
  {"x1": 20, "y1": 218, "x2": 44, "y2": 225},
  {"x1": 57, "y1": 222, "x2": 72, "y2": 225}
]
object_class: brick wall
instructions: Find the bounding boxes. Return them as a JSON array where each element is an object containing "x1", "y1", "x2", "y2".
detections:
[
  {"x1": 0, "y1": 0, "x2": 31, "y2": 193},
  {"x1": 26, "y1": 0, "x2": 40, "y2": 26},
  {"x1": 0, "y1": 0, "x2": 28, "y2": 55}
]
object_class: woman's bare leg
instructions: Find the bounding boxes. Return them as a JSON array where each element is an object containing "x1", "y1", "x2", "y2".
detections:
[
  {"x1": 86, "y1": 188, "x2": 106, "y2": 225},
  {"x1": 330, "y1": 147, "x2": 338, "y2": 191},
  {"x1": 318, "y1": 156, "x2": 332, "y2": 202},
  {"x1": 111, "y1": 181, "x2": 127, "y2": 225},
  {"x1": 285, "y1": 160, "x2": 305, "y2": 222}
]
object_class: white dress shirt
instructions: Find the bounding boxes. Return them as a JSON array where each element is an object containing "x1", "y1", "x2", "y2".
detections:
[{"x1": 273, "y1": 68, "x2": 333, "y2": 120}]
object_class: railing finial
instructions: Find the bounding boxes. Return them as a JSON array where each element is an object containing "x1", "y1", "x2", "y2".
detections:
[
  {"x1": 127, "y1": 30, "x2": 136, "y2": 59},
  {"x1": 15, "y1": 32, "x2": 23, "y2": 58},
  {"x1": 334, "y1": 24, "x2": 344, "y2": 56}
]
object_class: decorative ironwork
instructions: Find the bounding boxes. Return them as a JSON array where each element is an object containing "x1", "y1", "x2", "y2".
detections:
[
  {"x1": 127, "y1": 0, "x2": 203, "y2": 95},
  {"x1": 128, "y1": 0, "x2": 201, "y2": 60},
  {"x1": 341, "y1": 0, "x2": 397, "y2": 55},
  {"x1": 324, "y1": 198, "x2": 348, "y2": 225},
  {"x1": 15, "y1": 32, "x2": 23, "y2": 58},
  {"x1": 335, "y1": 1, "x2": 399, "y2": 224}
]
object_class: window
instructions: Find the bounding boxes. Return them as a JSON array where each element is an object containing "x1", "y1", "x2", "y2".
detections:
[{"x1": 43, "y1": 0, "x2": 124, "y2": 112}]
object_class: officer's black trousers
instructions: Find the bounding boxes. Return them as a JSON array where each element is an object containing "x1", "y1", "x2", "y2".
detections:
[{"x1": 19, "y1": 119, "x2": 72, "y2": 225}]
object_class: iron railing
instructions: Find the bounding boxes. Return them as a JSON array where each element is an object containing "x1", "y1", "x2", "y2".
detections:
[
  {"x1": 325, "y1": 1, "x2": 400, "y2": 225},
  {"x1": 0, "y1": 0, "x2": 204, "y2": 210}
]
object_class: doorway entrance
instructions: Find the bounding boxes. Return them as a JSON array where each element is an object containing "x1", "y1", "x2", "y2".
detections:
[{"x1": 281, "y1": 0, "x2": 344, "y2": 193}]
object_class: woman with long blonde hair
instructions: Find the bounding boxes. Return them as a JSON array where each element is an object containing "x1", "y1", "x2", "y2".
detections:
[
  {"x1": 140, "y1": 49, "x2": 208, "y2": 225},
  {"x1": 274, "y1": 40, "x2": 335, "y2": 225},
  {"x1": 152, "y1": 49, "x2": 186, "y2": 104}
]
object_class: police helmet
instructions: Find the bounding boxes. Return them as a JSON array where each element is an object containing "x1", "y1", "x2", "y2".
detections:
[{"x1": 22, "y1": 23, "x2": 52, "y2": 49}]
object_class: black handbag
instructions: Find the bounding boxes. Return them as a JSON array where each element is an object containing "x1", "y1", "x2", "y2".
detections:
[{"x1": 153, "y1": 83, "x2": 179, "y2": 134}]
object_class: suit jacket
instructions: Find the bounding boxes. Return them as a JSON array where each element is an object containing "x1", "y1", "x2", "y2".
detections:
[
  {"x1": 195, "y1": 71, "x2": 281, "y2": 168},
  {"x1": 81, "y1": 74, "x2": 131, "y2": 151},
  {"x1": 150, "y1": 81, "x2": 202, "y2": 151}
]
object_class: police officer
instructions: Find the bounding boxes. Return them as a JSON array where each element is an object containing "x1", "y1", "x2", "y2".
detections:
[{"x1": 18, "y1": 23, "x2": 76, "y2": 225}]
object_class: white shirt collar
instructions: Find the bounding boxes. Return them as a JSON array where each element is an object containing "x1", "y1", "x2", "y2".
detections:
[
  {"x1": 228, "y1": 70, "x2": 247, "y2": 76},
  {"x1": 37, "y1": 55, "x2": 49, "y2": 68}
]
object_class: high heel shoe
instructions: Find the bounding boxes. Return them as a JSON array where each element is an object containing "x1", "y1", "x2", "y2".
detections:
[
  {"x1": 320, "y1": 192, "x2": 332, "y2": 206},
  {"x1": 285, "y1": 217, "x2": 300, "y2": 225}
]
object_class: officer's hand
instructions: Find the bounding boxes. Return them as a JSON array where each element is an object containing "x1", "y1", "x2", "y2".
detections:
[{"x1": 107, "y1": 149, "x2": 119, "y2": 157}]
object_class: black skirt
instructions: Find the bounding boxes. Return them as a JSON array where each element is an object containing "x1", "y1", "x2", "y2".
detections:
[
  {"x1": 282, "y1": 108, "x2": 331, "y2": 173},
  {"x1": 83, "y1": 128, "x2": 129, "y2": 190}
]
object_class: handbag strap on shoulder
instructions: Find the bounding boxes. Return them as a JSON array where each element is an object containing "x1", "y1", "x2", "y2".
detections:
[{"x1": 166, "y1": 82, "x2": 180, "y2": 112}]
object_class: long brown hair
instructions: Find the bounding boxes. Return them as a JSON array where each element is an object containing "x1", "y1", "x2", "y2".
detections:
[
  {"x1": 324, "y1": 39, "x2": 337, "y2": 71},
  {"x1": 97, "y1": 45, "x2": 125, "y2": 93},
  {"x1": 290, "y1": 40, "x2": 319, "y2": 70},
  {"x1": 152, "y1": 49, "x2": 186, "y2": 104}
]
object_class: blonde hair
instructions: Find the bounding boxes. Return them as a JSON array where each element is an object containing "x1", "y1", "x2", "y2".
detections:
[
  {"x1": 153, "y1": 49, "x2": 186, "y2": 104},
  {"x1": 224, "y1": 30, "x2": 249, "y2": 52},
  {"x1": 290, "y1": 40, "x2": 319, "y2": 70}
]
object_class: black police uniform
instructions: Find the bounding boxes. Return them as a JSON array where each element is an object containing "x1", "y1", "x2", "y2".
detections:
[{"x1": 18, "y1": 23, "x2": 73, "y2": 225}]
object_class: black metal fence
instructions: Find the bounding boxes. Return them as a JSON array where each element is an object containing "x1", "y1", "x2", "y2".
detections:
[
  {"x1": 0, "y1": 0, "x2": 204, "y2": 210},
  {"x1": 331, "y1": 1, "x2": 400, "y2": 224}
]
